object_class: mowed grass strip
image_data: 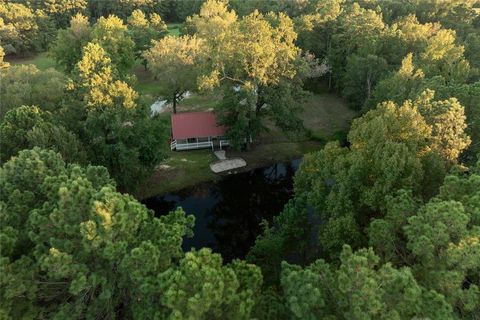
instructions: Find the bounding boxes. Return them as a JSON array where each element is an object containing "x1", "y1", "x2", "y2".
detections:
[
  {"x1": 167, "y1": 23, "x2": 182, "y2": 36},
  {"x1": 6, "y1": 52, "x2": 58, "y2": 70}
]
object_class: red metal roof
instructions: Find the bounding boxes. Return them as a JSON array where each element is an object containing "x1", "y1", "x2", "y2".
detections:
[{"x1": 171, "y1": 111, "x2": 226, "y2": 140}]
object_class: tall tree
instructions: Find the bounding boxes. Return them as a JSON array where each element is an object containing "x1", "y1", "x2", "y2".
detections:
[
  {"x1": 42, "y1": 0, "x2": 87, "y2": 28},
  {"x1": 50, "y1": 13, "x2": 91, "y2": 73},
  {"x1": 187, "y1": 0, "x2": 309, "y2": 146},
  {"x1": 327, "y1": 2, "x2": 386, "y2": 93},
  {"x1": 419, "y1": 29, "x2": 470, "y2": 83},
  {"x1": 144, "y1": 35, "x2": 206, "y2": 113},
  {"x1": 342, "y1": 53, "x2": 388, "y2": 109},
  {"x1": 0, "y1": 64, "x2": 66, "y2": 118},
  {"x1": 0, "y1": 2, "x2": 40, "y2": 54},
  {"x1": 0, "y1": 105, "x2": 86, "y2": 164},
  {"x1": 0, "y1": 45, "x2": 9, "y2": 69},
  {"x1": 281, "y1": 245, "x2": 454, "y2": 320},
  {"x1": 0, "y1": 148, "x2": 263, "y2": 319},
  {"x1": 252, "y1": 91, "x2": 470, "y2": 270},
  {"x1": 68, "y1": 42, "x2": 166, "y2": 191},
  {"x1": 71, "y1": 42, "x2": 137, "y2": 110},
  {"x1": 91, "y1": 15, "x2": 136, "y2": 76},
  {"x1": 414, "y1": 90, "x2": 471, "y2": 162},
  {"x1": 127, "y1": 9, "x2": 168, "y2": 68}
]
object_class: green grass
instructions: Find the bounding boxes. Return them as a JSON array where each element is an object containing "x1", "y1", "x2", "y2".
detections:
[
  {"x1": 167, "y1": 23, "x2": 182, "y2": 36},
  {"x1": 132, "y1": 62, "x2": 165, "y2": 106},
  {"x1": 302, "y1": 93, "x2": 357, "y2": 140},
  {"x1": 135, "y1": 149, "x2": 217, "y2": 198},
  {"x1": 133, "y1": 61, "x2": 221, "y2": 113},
  {"x1": 7, "y1": 52, "x2": 58, "y2": 70}
]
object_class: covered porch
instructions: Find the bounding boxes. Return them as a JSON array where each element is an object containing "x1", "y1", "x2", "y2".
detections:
[
  {"x1": 170, "y1": 111, "x2": 229, "y2": 151},
  {"x1": 170, "y1": 136, "x2": 230, "y2": 151}
]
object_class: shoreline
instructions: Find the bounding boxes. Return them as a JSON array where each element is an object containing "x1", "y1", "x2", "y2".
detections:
[{"x1": 134, "y1": 140, "x2": 322, "y2": 200}]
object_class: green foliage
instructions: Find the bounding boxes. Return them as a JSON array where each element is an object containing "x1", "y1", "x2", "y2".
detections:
[
  {"x1": 297, "y1": 0, "x2": 478, "y2": 114},
  {"x1": 285, "y1": 92, "x2": 470, "y2": 259},
  {"x1": 0, "y1": 106, "x2": 86, "y2": 164},
  {"x1": 127, "y1": 9, "x2": 168, "y2": 66},
  {"x1": 261, "y1": 80, "x2": 307, "y2": 134},
  {"x1": 262, "y1": 95, "x2": 477, "y2": 319},
  {"x1": 0, "y1": 45, "x2": 8, "y2": 69},
  {"x1": 50, "y1": 13, "x2": 91, "y2": 73},
  {"x1": 342, "y1": 54, "x2": 388, "y2": 109},
  {"x1": 156, "y1": 249, "x2": 262, "y2": 319},
  {"x1": 326, "y1": 2, "x2": 387, "y2": 104},
  {"x1": 58, "y1": 40, "x2": 167, "y2": 192},
  {"x1": 185, "y1": 0, "x2": 311, "y2": 143},
  {"x1": 0, "y1": 64, "x2": 66, "y2": 118},
  {"x1": 371, "y1": 54, "x2": 479, "y2": 156},
  {"x1": 419, "y1": 29, "x2": 470, "y2": 83},
  {"x1": 368, "y1": 190, "x2": 419, "y2": 264},
  {"x1": 247, "y1": 198, "x2": 311, "y2": 285},
  {"x1": 41, "y1": 0, "x2": 87, "y2": 28},
  {"x1": 0, "y1": 148, "x2": 263, "y2": 319},
  {"x1": 71, "y1": 42, "x2": 138, "y2": 110},
  {"x1": 0, "y1": 2, "x2": 41, "y2": 54},
  {"x1": 464, "y1": 32, "x2": 480, "y2": 71},
  {"x1": 1, "y1": 0, "x2": 479, "y2": 317},
  {"x1": 144, "y1": 34, "x2": 206, "y2": 112},
  {"x1": 83, "y1": 107, "x2": 166, "y2": 191},
  {"x1": 415, "y1": 90, "x2": 471, "y2": 161},
  {"x1": 91, "y1": 15, "x2": 135, "y2": 76},
  {"x1": 281, "y1": 245, "x2": 454, "y2": 320},
  {"x1": 216, "y1": 86, "x2": 258, "y2": 149},
  {"x1": 406, "y1": 173, "x2": 480, "y2": 317}
]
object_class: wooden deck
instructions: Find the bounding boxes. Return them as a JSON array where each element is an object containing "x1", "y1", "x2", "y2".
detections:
[{"x1": 210, "y1": 158, "x2": 247, "y2": 173}]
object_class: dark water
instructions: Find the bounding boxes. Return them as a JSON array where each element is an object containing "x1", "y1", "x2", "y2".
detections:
[{"x1": 143, "y1": 158, "x2": 302, "y2": 261}]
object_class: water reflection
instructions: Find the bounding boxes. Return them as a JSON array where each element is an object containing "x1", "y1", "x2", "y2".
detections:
[{"x1": 143, "y1": 158, "x2": 301, "y2": 261}]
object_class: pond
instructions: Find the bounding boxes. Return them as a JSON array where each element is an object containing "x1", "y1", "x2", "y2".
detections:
[{"x1": 143, "y1": 158, "x2": 302, "y2": 261}]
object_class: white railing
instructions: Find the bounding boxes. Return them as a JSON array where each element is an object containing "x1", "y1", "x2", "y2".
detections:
[
  {"x1": 172, "y1": 140, "x2": 213, "y2": 151},
  {"x1": 219, "y1": 140, "x2": 229, "y2": 150}
]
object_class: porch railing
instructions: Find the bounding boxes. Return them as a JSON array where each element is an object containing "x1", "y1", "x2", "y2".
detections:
[
  {"x1": 171, "y1": 140, "x2": 213, "y2": 151},
  {"x1": 219, "y1": 140, "x2": 229, "y2": 150}
]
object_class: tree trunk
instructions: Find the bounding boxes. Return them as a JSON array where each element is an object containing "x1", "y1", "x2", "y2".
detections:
[
  {"x1": 255, "y1": 87, "x2": 264, "y2": 116},
  {"x1": 366, "y1": 75, "x2": 372, "y2": 100},
  {"x1": 172, "y1": 92, "x2": 177, "y2": 114}
]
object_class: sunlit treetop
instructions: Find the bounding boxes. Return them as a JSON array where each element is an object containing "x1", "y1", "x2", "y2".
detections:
[
  {"x1": 0, "y1": 45, "x2": 9, "y2": 69},
  {"x1": 189, "y1": 0, "x2": 301, "y2": 91},
  {"x1": 91, "y1": 15, "x2": 135, "y2": 75},
  {"x1": 72, "y1": 42, "x2": 137, "y2": 110}
]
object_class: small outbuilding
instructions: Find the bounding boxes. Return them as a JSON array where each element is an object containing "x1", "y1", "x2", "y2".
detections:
[{"x1": 170, "y1": 111, "x2": 229, "y2": 151}]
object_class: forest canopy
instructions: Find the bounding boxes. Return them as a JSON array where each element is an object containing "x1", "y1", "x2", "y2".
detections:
[{"x1": 1, "y1": 0, "x2": 479, "y2": 319}]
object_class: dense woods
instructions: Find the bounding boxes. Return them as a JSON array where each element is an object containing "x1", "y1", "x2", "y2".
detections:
[{"x1": 1, "y1": 0, "x2": 479, "y2": 319}]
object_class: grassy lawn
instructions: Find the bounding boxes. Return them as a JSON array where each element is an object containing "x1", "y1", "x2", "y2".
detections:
[
  {"x1": 167, "y1": 23, "x2": 182, "y2": 36},
  {"x1": 133, "y1": 62, "x2": 220, "y2": 111},
  {"x1": 135, "y1": 92, "x2": 357, "y2": 199},
  {"x1": 302, "y1": 93, "x2": 357, "y2": 140},
  {"x1": 133, "y1": 63, "x2": 163, "y2": 106},
  {"x1": 6, "y1": 52, "x2": 58, "y2": 70},
  {"x1": 136, "y1": 149, "x2": 218, "y2": 199}
]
